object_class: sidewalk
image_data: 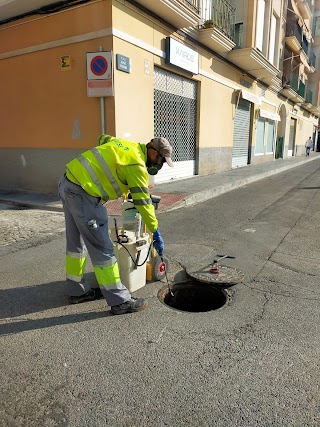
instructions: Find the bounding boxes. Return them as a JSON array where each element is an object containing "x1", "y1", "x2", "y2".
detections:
[{"x1": 1, "y1": 154, "x2": 319, "y2": 214}]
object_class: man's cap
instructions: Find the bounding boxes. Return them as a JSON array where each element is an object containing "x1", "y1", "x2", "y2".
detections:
[{"x1": 149, "y1": 137, "x2": 174, "y2": 167}]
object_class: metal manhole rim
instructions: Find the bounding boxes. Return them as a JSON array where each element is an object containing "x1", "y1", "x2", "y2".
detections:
[{"x1": 157, "y1": 280, "x2": 229, "y2": 313}]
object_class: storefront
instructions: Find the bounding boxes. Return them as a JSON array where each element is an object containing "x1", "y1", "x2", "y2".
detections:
[
  {"x1": 153, "y1": 67, "x2": 197, "y2": 183},
  {"x1": 153, "y1": 38, "x2": 198, "y2": 183}
]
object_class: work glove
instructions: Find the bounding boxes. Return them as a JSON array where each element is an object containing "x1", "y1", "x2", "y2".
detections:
[{"x1": 153, "y1": 229, "x2": 164, "y2": 256}]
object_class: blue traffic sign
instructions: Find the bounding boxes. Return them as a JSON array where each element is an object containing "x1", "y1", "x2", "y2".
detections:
[{"x1": 90, "y1": 55, "x2": 108, "y2": 76}]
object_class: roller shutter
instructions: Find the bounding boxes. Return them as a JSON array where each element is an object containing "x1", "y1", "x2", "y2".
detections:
[{"x1": 232, "y1": 98, "x2": 251, "y2": 168}]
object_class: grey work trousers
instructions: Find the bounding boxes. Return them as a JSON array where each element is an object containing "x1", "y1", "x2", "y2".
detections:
[{"x1": 58, "y1": 175, "x2": 131, "y2": 307}]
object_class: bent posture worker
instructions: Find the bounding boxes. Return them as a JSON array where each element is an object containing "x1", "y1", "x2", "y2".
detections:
[{"x1": 58, "y1": 136, "x2": 173, "y2": 315}]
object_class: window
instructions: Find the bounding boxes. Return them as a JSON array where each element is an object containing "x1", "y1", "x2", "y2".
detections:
[
  {"x1": 255, "y1": 118, "x2": 265, "y2": 154},
  {"x1": 266, "y1": 122, "x2": 275, "y2": 153},
  {"x1": 235, "y1": 23, "x2": 243, "y2": 48},
  {"x1": 255, "y1": 118, "x2": 275, "y2": 155},
  {"x1": 314, "y1": 16, "x2": 320, "y2": 37},
  {"x1": 256, "y1": 0, "x2": 266, "y2": 51},
  {"x1": 268, "y1": 14, "x2": 277, "y2": 65}
]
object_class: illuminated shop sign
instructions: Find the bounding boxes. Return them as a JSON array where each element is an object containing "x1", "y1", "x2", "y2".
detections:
[{"x1": 165, "y1": 37, "x2": 199, "y2": 74}]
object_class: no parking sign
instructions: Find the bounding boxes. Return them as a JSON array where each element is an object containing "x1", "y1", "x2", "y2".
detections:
[
  {"x1": 86, "y1": 52, "x2": 112, "y2": 80},
  {"x1": 86, "y1": 51, "x2": 113, "y2": 97}
]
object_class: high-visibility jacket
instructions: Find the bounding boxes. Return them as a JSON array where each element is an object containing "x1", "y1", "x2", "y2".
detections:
[{"x1": 65, "y1": 135, "x2": 158, "y2": 232}]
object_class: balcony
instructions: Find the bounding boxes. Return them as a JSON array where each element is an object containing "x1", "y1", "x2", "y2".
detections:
[
  {"x1": 309, "y1": 106, "x2": 320, "y2": 117},
  {"x1": 228, "y1": 47, "x2": 280, "y2": 86},
  {"x1": 280, "y1": 72, "x2": 304, "y2": 102},
  {"x1": 285, "y1": 19, "x2": 303, "y2": 53},
  {"x1": 197, "y1": 0, "x2": 236, "y2": 53},
  {"x1": 304, "y1": 103, "x2": 320, "y2": 117},
  {"x1": 296, "y1": 0, "x2": 312, "y2": 20},
  {"x1": 133, "y1": 0, "x2": 201, "y2": 28}
]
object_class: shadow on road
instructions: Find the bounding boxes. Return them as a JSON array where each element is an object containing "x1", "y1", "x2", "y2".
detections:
[
  {"x1": 0, "y1": 280, "x2": 69, "y2": 319},
  {"x1": 0, "y1": 310, "x2": 110, "y2": 336},
  {"x1": 0, "y1": 273, "x2": 112, "y2": 336}
]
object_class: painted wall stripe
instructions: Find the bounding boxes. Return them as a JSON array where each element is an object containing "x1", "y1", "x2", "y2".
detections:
[{"x1": 0, "y1": 28, "x2": 112, "y2": 60}]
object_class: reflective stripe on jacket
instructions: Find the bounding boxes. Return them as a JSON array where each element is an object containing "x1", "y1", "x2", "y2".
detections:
[{"x1": 65, "y1": 135, "x2": 158, "y2": 232}]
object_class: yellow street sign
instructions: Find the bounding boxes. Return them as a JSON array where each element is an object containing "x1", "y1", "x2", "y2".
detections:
[{"x1": 61, "y1": 55, "x2": 71, "y2": 71}]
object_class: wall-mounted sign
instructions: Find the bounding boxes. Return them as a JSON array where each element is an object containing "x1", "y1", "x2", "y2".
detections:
[
  {"x1": 116, "y1": 54, "x2": 131, "y2": 73},
  {"x1": 86, "y1": 51, "x2": 113, "y2": 97},
  {"x1": 86, "y1": 52, "x2": 112, "y2": 80},
  {"x1": 144, "y1": 59, "x2": 151, "y2": 75},
  {"x1": 240, "y1": 89, "x2": 262, "y2": 105},
  {"x1": 259, "y1": 109, "x2": 281, "y2": 121},
  {"x1": 240, "y1": 78, "x2": 252, "y2": 89},
  {"x1": 87, "y1": 80, "x2": 113, "y2": 97},
  {"x1": 61, "y1": 55, "x2": 71, "y2": 71},
  {"x1": 165, "y1": 37, "x2": 199, "y2": 74}
]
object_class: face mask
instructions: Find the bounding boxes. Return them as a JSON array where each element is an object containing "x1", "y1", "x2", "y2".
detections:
[{"x1": 147, "y1": 162, "x2": 163, "y2": 176}]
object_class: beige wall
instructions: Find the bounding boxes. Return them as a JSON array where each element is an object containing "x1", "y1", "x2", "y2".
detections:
[
  {"x1": 112, "y1": 37, "x2": 154, "y2": 142},
  {"x1": 0, "y1": 0, "x2": 115, "y2": 151}
]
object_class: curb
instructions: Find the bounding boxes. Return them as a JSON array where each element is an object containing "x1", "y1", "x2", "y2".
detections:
[
  {"x1": 0, "y1": 156, "x2": 318, "y2": 213},
  {"x1": 163, "y1": 156, "x2": 320, "y2": 212}
]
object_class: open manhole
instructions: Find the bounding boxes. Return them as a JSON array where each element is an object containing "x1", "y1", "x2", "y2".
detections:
[{"x1": 158, "y1": 280, "x2": 228, "y2": 313}]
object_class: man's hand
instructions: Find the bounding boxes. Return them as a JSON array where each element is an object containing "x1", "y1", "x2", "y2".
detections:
[{"x1": 153, "y1": 229, "x2": 164, "y2": 256}]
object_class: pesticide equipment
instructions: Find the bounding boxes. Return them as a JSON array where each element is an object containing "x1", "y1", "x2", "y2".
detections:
[{"x1": 109, "y1": 195, "x2": 169, "y2": 293}]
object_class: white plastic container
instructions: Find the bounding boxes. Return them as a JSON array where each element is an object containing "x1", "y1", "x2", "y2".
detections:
[
  {"x1": 113, "y1": 230, "x2": 149, "y2": 293},
  {"x1": 122, "y1": 200, "x2": 138, "y2": 231}
]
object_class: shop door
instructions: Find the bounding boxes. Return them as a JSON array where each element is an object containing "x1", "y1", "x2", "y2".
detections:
[
  {"x1": 275, "y1": 137, "x2": 284, "y2": 159},
  {"x1": 154, "y1": 67, "x2": 197, "y2": 183},
  {"x1": 288, "y1": 118, "x2": 296, "y2": 157},
  {"x1": 232, "y1": 98, "x2": 251, "y2": 168}
]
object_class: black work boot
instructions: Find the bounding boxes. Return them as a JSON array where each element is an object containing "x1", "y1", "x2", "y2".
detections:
[
  {"x1": 92, "y1": 287, "x2": 104, "y2": 300},
  {"x1": 111, "y1": 298, "x2": 147, "y2": 315},
  {"x1": 69, "y1": 289, "x2": 95, "y2": 304}
]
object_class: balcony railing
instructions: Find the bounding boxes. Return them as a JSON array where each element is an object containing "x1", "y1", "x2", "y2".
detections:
[
  {"x1": 181, "y1": 0, "x2": 200, "y2": 13},
  {"x1": 306, "y1": 89, "x2": 313, "y2": 104},
  {"x1": 201, "y1": 0, "x2": 236, "y2": 41},
  {"x1": 283, "y1": 72, "x2": 299, "y2": 92},
  {"x1": 286, "y1": 19, "x2": 302, "y2": 43}
]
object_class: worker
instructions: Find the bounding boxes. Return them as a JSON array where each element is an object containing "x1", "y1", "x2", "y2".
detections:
[{"x1": 58, "y1": 136, "x2": 173, "y2": 315}]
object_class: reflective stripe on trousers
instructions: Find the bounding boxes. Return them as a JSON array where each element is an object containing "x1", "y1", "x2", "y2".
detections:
[{"x1": 58, "y1": 175, "x2": 131, "y2": 306}]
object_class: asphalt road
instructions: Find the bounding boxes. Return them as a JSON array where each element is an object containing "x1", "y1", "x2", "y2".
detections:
[{"x1": 1, "y1": 161, "x2": 320, "y2": 426}]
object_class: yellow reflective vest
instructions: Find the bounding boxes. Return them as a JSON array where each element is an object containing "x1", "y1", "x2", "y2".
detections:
[{"x1": 66, "y1": 135, "x2": 158, "y2": 232}]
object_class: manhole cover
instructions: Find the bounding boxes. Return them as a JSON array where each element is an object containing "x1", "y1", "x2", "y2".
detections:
[
  {"x1": 187, "y1": 265, "x2": 244, "y2": 286},
  {"x1": 158, "y1": 280, "x2": 228, "y2": 313}
]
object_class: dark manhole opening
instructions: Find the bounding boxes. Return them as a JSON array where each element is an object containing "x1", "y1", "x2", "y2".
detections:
[{"x1": 158, "y1": 280, "x2": 228, "y2": 313}]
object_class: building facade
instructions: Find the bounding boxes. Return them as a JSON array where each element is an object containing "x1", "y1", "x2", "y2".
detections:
[{"x1": 0, "y1": 0, "x2": 319, "y2": 192}]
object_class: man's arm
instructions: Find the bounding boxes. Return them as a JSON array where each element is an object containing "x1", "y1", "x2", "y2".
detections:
[{"x1": 124, "y1": 164, "x2": 158, "y2": 233}]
